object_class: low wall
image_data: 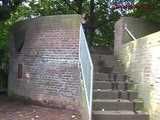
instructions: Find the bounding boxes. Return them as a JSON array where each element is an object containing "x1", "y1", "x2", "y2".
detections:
[
  {"x1": 117, "y1": 31, "x2": 160, "y2": 120},
  {"x1": 114, "y1": 17, "x2": 160, "y2": 56}
]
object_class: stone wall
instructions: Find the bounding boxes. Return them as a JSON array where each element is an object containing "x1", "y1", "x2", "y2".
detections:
[
  {"x1": 117, "y1": 31, "x2": 160, "y2": 120},
  {"x1": 8, "y1": 15, "x2": 82, "y2": 111}
]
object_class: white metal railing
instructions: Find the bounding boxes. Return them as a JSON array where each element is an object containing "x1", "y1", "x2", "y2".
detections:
[
  {"x1": 124, "y1": 24, "x2": 136, "y2": 40},
  {"x1": 79, "y1": 24, "x2": 93, "y2": 120}
]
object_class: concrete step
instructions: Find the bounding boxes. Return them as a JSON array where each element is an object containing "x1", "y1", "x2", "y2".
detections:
[
  {"x1": 93, "y1": 99, "x2": 143, "y2": 111},
  {"x1": 91, "y1": 47, "x2": 113, "y2": 55},
  {"x1": 92, "y1": 111, "x2": 149, "y2": 120},
  {"x1": 94, "y1": 67, "x2": 124, "y2": 74},
  {"x1": 94, "y1": 72, "x2": 129, "y2": 81},
  {"x1": 94, "y1": 66, "x2": 113, "y2": 74},
  {"x1": 93, "y1": 99, "x2": 133, "y2": 111},
  {"x1": 92, "y1": 54, "x2": 115, "y2": 68},
  {"x1": 91, "y1": 54, "x2": 124, "y2": 72},
  {"x1": 93, "y1": 89, "x2": 137, "y2": 100},
  {"x1": 91, "y1": 54, "x2": 114, "y2": 61},
  {"x1": 93, "y1": 81, "x2": 134, "y2": 90}
]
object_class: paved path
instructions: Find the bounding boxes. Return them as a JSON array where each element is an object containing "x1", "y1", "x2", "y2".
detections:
[{"x1": 0, "y1": 96, "x2": 81, "y2": 120}]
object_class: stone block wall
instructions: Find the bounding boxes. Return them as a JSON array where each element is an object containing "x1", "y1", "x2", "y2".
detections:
[
  {"x1": 117, "y1": 31, "x2": 160, "y2": 120},
  {"x1": 8, "y1": 15, "x2": 82, "y2": 111}
]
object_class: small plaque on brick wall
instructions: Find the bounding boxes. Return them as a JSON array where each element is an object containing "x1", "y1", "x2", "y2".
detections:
[{"x1": 17, "y1": 64, "x2": 23, "y2": 79}]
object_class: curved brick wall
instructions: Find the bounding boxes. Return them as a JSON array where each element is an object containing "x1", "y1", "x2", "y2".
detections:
[{"x1": 8, "y1": 15, "x2": 81, "y2": 110}]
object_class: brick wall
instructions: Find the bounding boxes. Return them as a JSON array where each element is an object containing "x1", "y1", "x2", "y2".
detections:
[
  {"x1": 116, "y1": 31, "x2": 160, "y2": 120},
  {"x1": 8, "y1": 15, "x2": 82, "y2": 111}
]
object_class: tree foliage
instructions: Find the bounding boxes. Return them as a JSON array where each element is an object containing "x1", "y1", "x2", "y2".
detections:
[
  {"x1": 131, "y1": 0, "x2": 160, "y2": 23},
  {"x1": 0, "y1": 0, "x2": 120, "y2": 49}
]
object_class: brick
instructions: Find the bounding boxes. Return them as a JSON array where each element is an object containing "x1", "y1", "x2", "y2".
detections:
[{"x1": 8, "y1": 15, "x2": 82, "y2": 111}]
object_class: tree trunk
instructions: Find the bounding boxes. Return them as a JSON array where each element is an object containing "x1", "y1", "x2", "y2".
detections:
[{"x1": 89, "y1": 0, "x2": 95, "y2": 46}]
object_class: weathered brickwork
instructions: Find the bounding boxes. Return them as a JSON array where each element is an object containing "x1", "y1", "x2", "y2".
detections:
[
  {"x1": 116, "y1": 31, "x2": 160, "y2": 120},
  {"x1": 8, "y1": 15, "x2": 82, "y2": 111}
]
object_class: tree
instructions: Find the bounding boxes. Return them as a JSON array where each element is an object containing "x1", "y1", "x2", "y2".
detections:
[
  {"x1": 1, "y1": 0, "x2": 120, "y2": 47},
  {"x1": 131, "y1": 0, "x2": 160, "y2": 23},
  {"x1": 0, "y1": 0, "x2": 121, "y2": 82}
]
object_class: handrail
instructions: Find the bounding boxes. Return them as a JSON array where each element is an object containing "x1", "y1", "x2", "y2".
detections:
[
  {"x1": 79, "y1": 24, "x2": 93, "y2": 120},
  {"x1": 124, "y1": 24, "x2": 136, "y2": 40}
]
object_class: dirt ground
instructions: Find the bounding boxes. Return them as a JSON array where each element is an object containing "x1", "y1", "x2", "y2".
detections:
[{"x1": 0, "y1": 95, "x2": 81, "y2": 120}]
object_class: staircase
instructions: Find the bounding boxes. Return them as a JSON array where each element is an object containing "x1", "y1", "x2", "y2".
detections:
[{"x1": 91, "y1": 47, "x2": 149, "y2": 120}]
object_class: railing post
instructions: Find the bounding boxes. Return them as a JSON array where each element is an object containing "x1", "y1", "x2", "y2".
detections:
[{"x1": 124, "y1": 24, "x2": 136, "y2": 41}]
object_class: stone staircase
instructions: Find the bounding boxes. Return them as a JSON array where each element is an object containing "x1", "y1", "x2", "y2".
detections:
[{"x1": 91, "y1": 47, "x2": 149, "y2": 120}]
